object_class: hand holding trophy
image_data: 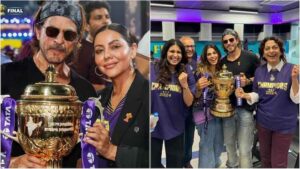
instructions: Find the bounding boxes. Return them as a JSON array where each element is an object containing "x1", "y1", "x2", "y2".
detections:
[
  {"x1": 1, "y1": 65, "x2": 82, "y2": 168},
  {"x1": 211, "y1": 65, "x2": 235, "y2": 117}
]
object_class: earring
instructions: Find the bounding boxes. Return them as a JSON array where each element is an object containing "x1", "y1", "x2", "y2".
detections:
[
  {"x1": 94, "y1": 66, "x2": 104, "y2": 77},
  {"x1": 77, "y1": 42, "x2": 82, "y2": 49},
  {"x1": 94, "y1": 67, "x2": 112, "y2": 82}
]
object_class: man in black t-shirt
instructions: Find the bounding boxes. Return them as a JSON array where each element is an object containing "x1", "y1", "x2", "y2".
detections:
[
  {"x1": 220, "y1": 29, "x2": 260, "y2": 168},
  {"x1": 1, "y1": 1, "x2": 96, "y2": 168}
]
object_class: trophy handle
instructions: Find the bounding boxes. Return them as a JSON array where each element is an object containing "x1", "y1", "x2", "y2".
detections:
[
  {"x1": 77, "y1": 96, "x2": 105, "y2": 144},
  {"x1": 0, "y1": 130, "x2": 19, "y2": 143},
  {"x1": 89, "y1": 96, "x2": 104, "y2": 120},
  {"x1": 231, "y1": 84, "x2": 235, "y2": 93},
  {"x1": 77, "y1": 133, "x2": 83, "y2": 143}
]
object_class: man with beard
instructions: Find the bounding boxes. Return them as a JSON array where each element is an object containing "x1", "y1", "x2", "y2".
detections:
[
  {"x1": 71, "y1": 1, "x2": 112, "y2": 91},
  {"x1": 180, "y1": 36, "x2": 197, "y2": 168},
  {"x1": 220, "y1": 29, "x2": 260, "y2": 168},
  {"x1": 1, "y1": 1, "x2": 96, "y2": 167}
]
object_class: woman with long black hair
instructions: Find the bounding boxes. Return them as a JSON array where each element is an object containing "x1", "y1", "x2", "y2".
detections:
[
  {"x1": 150, "y1": 39, "x2": 195, "y2": 168},
  {"x1": 84, "y1": 23, "x2": 149, "y2": 167}
]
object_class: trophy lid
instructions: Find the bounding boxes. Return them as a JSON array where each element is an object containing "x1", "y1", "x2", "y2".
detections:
[
  {"x1": 21, "y1": 65, "x2": 78, "y2": 101},
  {"x1": 215, "y1": 65, "x2": 233, "y2": 80}
]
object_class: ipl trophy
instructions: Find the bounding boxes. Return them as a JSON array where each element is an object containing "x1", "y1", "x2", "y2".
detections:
[
  {"x1": 211, "y1": 65, "x2": 235, "y2": 118},
  {"x1": 1, "y1": 65, "x2": 82, "y2": 168}
]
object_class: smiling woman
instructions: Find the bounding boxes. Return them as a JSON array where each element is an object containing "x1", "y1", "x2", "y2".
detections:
[
  {"x1": 235, "y1": 36, "x2": 299, "y2": 168},
  {"x1": 94, "y1": 24, "x2": 136, "y2": 79},
  {"x1": 84, "y1": 23, "x2": 149, "y2": 168},
  {"x1": 150, "y1": 39, "x2": 195, "y2": 168},
  {"x1": 193, "y1": 44, "x2": 224, "y2": 168}
]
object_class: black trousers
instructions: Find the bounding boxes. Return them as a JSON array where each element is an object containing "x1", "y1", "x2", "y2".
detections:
[
  {"x1": 184, "y1": 112, "x2": 195, "y2": 164},
  {"x1": 151, "y1": 134, "x2": 184, "y2": 168}
]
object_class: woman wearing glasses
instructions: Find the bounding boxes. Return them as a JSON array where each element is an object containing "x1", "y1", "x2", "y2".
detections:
[
  {"x1": 151, "y1": 39, "x2": 195, "y2": 168},
  {"x1": 193, "y1": 44, "x2": 224, "y2": 168},
  {"x1": 235, "y1": 36, "x2": 299, "y2": 168},
  {"x1": 83, "y1": 23, "x2": 149, "y2": 167}
]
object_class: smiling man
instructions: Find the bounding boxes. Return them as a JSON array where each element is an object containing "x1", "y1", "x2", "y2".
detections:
[
  {"x1": 180, "y1": 36, "x2": 197, "y2": 72},
  {"x1": 179, "y1": 36, "x2": 197, "y2": 168},
  {"x1": 220, "y1": 28, "x2": 260, "y2": 168}
]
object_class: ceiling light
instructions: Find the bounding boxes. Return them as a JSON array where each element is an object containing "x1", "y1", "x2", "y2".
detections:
[
  {"x1": 229, "y1": 9, "x2": 258, "y2": 14},
  {"x1": 150, "y1": 3, "x2": 174, "y2": 8}
]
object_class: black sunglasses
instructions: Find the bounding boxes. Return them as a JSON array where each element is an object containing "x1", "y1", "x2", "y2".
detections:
[
  {"x1": 223, "y1": 38, "x2": 235, "y2": 44},
  {"x1": 44, "y1": 26, "x2": 78, "y2": 42}
]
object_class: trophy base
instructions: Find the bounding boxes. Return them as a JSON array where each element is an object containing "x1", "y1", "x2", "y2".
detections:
[
  {"x1": 211, "y1": 109, "x2": 234, "y2": 118},
  {"x1": 47, "y1": 159, "x2": 62, "y2": 168},
  {"x1": 211, "y1": 99, "x2": 234, "y2": 118}
]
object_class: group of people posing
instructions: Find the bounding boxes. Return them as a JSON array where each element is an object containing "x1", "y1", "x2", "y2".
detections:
[
  {"x1": 1, "y1": 0, "x2": 299, "y2": 168},
  {"x1": 151, "y1": 29, "x2": 299, "y2": 168}
]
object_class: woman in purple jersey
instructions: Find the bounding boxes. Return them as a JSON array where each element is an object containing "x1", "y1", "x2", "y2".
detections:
[
  {"x1": 235, "y1": 36, "x2": 299, "y2": 168},
  {"x1": 151, "y1": 39, "x2": 195, "y2": 168},
  {"x1": 193, "y1": 44, "x2": 224, "y2": 168}
]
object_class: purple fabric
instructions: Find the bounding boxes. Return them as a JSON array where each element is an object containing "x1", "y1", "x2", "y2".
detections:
[
  {"x1": 203, "y1": 72, "x2": 210, "y2": 106},
  {"x1": 103, "y1": 96, "x2": 126, "y2": 137},
  {"x1": 1, "y1": 97, "x2": 16, "y2": 168},
  {"x1": 193, "y1": 72, "x2": 214, "y2": 125},
  {"x1": 253, "y1": 63, "x2": 298, "y2": 133},
  {"x1": 151, "y1": 63, "x2": 196, "y2": 140},
  {"x1": 193, "y1": 108, "x2": 213, "y2": 125},
  {"x1": 235, "y1": 75, "x2": 242, "y2": 106},
  {"x1": 202, "y1": 73, "x2": 210, "y2": 129},
  {"x1": 187, "y1": 59, "x2": 198, "y2": 77},
  {"x1": 80, "y1": 99, "x2": 100, "y2": 168},
  {"x1": 95, "y1": 95, "x2": 126, "y2": 167}
]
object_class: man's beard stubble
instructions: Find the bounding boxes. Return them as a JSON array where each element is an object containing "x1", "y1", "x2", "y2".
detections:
[{"x1": 41, "y1": 44, "x2": 77, "y2": 65}]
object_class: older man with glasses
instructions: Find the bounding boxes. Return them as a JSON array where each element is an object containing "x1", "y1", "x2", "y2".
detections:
[
  {"x1": 179, "y1": 36, "x2": 198, "y2": 168},
  {"x1": 180, "y1": 36, "x2": 197, "y2": 73},
  {"x1": 220, "y1": 29, "x2": 260, "y2": 168},
  {"x1": 1, "y1": 1, "x2": 96, "y2": 167}
]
